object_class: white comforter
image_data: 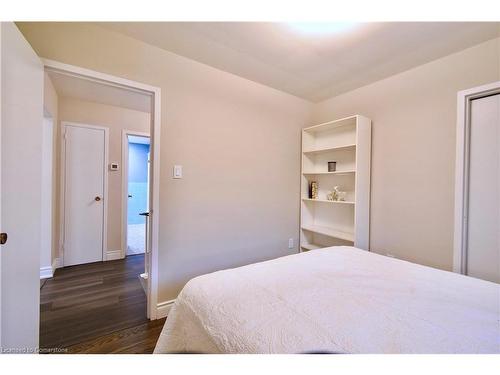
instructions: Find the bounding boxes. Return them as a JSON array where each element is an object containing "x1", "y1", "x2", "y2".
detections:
[{"x1": 154, "y1": 246, "x2": 500, "y2": 354}]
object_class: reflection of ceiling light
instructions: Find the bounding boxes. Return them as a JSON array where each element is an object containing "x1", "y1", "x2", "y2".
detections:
[{"x1": 287, "y1": 22, "x2": 358, "y2": 35}]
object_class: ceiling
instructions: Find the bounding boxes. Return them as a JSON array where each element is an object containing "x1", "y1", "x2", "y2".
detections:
[
  {"x1": 47, "y1": 70, "x2": 152, "y2": 112},
  {"x1": 97, "y1": 22, "x2": 500, "y2": 102}
]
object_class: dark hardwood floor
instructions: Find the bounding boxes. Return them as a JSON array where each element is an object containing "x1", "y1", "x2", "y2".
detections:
[{"x1": 40, "y1": 254, "x2": 166, "y2": 354}]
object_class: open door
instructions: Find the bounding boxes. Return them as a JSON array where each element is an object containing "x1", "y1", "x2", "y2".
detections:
[{"x1": 0, "y1": 23, "x2": 44, "y2": 352}]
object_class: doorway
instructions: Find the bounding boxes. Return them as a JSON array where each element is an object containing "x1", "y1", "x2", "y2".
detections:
[
  {"x1": 454, "y1": 82, "x2": 500, "y2": 284},
  {"x1": 125, "y1": 133, "x2": 151, "y2": 257},
  {"x1": 43, "y1": 59, "x2": 161, "y2": 321},
  {"x1": 37, "y1": 61, "x2": 161, "y2": 351},
  {"x1": 123, "y1": 132, "x2": 151, "y2": 295}
]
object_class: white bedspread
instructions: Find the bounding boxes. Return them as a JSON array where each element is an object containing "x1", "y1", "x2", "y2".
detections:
[{"x1": 154, "y1": 246, "x2": 500, "y2": 354}]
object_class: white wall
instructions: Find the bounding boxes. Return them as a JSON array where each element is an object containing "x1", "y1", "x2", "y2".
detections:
[{"x1": 312, "y1": 37, "x2": 500, "y2": 270}]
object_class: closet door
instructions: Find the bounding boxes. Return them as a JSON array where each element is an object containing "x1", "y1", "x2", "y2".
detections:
[
  {"x1": 466, "y1": 94, "x2": 499, "y2": 283},
  {"x1": 63, "y1": 124, "x2": 106, "y2": 267}
]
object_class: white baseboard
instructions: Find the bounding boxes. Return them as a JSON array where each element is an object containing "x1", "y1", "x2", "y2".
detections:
[
  {"x1": 156, "y1": 299, "x2": 175, "y2": 319},
  {"x1": 106, "y1": 249, "x2": 124, "y2": 261},
  {"x1": 39, "y1": 266, "x2": 53, "y2": 279},
  {"x1": 40, "y1": 257, "x2": 61, "y2": 279}
]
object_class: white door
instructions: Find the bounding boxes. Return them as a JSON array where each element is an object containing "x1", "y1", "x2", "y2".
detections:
[
  {"x1": 1, "y1": 23, "x2": 44, "y2": 351},
  {"x1": 466, "y1": 94, "x2": 500, "y2": 283},
  {"x1": 63, "y1": 124, "x2": 106, "y2": 267}
]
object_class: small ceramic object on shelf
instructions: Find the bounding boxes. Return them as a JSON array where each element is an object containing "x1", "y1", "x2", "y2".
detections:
[
  {"x1": 310, "y1": 181, "x2": 318, "y2": 199},
  {"x1": 327, "y1": 186, "x2": 340, "y2": 201},
  {"x1": 328, "y1": 161, "x2": 337, "y2": 172}
]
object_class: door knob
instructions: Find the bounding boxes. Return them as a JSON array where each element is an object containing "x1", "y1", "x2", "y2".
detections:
[
  {"x1": 0, "y1": 232, "x2": 7, "y2": 245},
  {"x1": 95, "y1": 196, "x2": 102, "y2": 202},
  {"x1": 128, "y1": 194, "x2": 132, "y2": 198}
]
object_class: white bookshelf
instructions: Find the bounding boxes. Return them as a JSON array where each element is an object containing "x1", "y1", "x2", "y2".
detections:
[{"x1": 300, "y1": 115, "x2": 371, "y2": 252}]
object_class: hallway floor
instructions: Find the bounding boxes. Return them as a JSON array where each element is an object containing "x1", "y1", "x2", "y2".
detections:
[{"x1": 39, "y1": 254, "x2": 165, "y2": 353}]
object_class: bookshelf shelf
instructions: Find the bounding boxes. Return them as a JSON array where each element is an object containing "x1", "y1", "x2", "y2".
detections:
[{"x1": 302, "y1": 198, "x2": 354, "y2": 205}]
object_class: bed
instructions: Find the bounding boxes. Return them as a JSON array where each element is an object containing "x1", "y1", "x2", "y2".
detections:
[{"x1": 154, "y1": 246, "x2": 500, "y2": 354}]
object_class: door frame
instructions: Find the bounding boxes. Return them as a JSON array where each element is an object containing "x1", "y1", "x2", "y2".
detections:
[
  {"x1": 453, "y1": 81, "x2": 500, "y2": 275},
  {"x1": 44, "y1": 59, "x2": 161, "y2": 319},
  {"x1": 121, "y1": 129, "x2": 150, "y2": 258},
  {"x1": 40, "y1": 112, "x2": 55, "y2": 277},
  {"x1": 60, "y1": 121, "x2": 109, "y2": 267}
]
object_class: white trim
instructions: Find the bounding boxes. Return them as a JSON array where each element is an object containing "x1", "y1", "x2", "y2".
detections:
[
  {"x1": 149, "y1": 89, "x2": 161, "y2": 320},
  {"x1": 0, "y1": 22, "x2": 3, "y2": 348},
  {"x1": 44, "y1": 59, "x2": 161, "y2": 320},
  {"x1": 105, "y1": 249, "x2": 124, "y2": 261},
  {"x1": 40, "y1": 115, "x2": 54, "y2": 282},
  {"x1": 39, "y1": 266, "x2": 53, "y2": 279},
  {"x1": 52, "y1": 257, "x2": 61, "y2": 270},
  {"x1": 453, "y1": 81, "x2": 500, "y2": 274},
  {"x1": 121, "y1": 130, "x2": 150, "y2": 260},
  {"x1": 156, "y1": 300, "x2": 176, "y2": 319},
  {"x1": 60, "y1": 121, "x2": 109, "y2": 267},
  {"x1": 42, "y1": 59, "x2": 158, "y2": 95},
  {"x1": 58, "y1": 120, "x2": 65, "y2": 267},
  {"x1": 39, "y1": 257, "x2": 61, "y2": 279}
]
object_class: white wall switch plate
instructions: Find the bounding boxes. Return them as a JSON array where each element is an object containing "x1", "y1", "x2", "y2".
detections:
[
  {"x1": 173, "y1": 165, "x2": 183, "y2": 179},
  {"x1": 288, "y1": 238, "x2": 294, "y2": 249}
]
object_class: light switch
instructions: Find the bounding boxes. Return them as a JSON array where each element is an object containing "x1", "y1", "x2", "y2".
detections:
[
  {"x1": 173, "y1": 165, "x2": 182, "y2": 179},
  {"x1": 109, "y1": 163, "x2": 119, "y2": 171}
]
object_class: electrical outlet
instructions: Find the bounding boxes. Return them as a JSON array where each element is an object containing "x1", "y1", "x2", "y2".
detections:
[
  {"x1": 173, "y1": 165, "x2": 182, "y2": 179},
  {"x1": 288, "y1": 238, "x2": 294, "y2": 249}
]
